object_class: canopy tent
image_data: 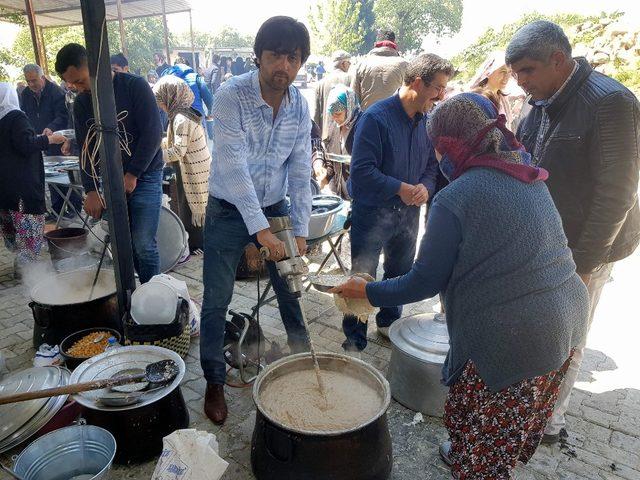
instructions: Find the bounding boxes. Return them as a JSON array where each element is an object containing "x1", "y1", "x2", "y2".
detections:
[
  {"x1": 0, "y1": 0, "x2": 194, "y2": 74},
  {"x1": 0, "y1": 0, "x2": 194, "y2": 316}
]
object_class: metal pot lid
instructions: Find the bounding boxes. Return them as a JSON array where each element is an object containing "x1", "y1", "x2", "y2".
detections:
[
  {"x1": 389, "y1": 312, "x2": 450, "y2": 364},
  {"x1": 0, "y1": 366, "x2": 61, "y2": 443},
  {"x1": 0, "y1": 366, "x2": 70, "y2": 453},
  {"x1": 69, "y1": 345, "x2": 185, "y2": 412}
]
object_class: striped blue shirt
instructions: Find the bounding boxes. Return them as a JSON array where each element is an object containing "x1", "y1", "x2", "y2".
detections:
[{"x1": 208, "y1": 70, "x2": 312, "y2": 236}]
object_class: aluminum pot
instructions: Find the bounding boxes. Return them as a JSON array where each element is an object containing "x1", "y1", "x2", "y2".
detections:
[
  {"x1": 388, "y1": 312, "x2": 450, "y2": 417},
  {"x1": 29, "y1": 269, "x2": 120, "y2": 348},
  {"x1": 308, "y1": 195, "x2": 344, "y2": 239},
  {"x1": 13, "y1": 424, "x2": 116, "y2": 480},
  {"x1": 251, "y1": 352, "x2": 392, "y2": 480}
]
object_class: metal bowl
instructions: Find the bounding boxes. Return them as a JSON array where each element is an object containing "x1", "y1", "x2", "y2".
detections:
[
  {"x1": 70, "y1": 345, "x2": 185, "y2": 412},
  {"x1": 60, "y1": 328, "x2": 122, "y2": 370},
  {"x1": 13, "y1": 424, "x2": 116, "y2": 480},
  {"x1": 308, "y1": 195, "x2": 344, "y2": 240},
  {"x1": 53, "y1": 129, "x2": 76, "y2": 140}
]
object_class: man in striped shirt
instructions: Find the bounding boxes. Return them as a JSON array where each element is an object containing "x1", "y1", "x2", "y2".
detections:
[{"x1": 201, "y1": 16, "x2": 312, "y2": 425}]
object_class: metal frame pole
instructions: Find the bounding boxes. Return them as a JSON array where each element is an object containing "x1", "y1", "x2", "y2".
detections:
[
  {"x1": 115, "y1": 0, "x2": 128, "y2": 57},
  {"x1": 36, "y1": 26, "x2": 48, "y2": 76},
  {"x1": 79, "y1": 0, "x2": 137, "y2": 318},
  {"x1": 160, "y1": 0, "x2": 171, "y2": 65},
  {"x1": 24, "y1": 0, "x2": 45, "y2": 68},
  {"x1": 189, "y1": 9, "x2": 196, "y2": 68}
]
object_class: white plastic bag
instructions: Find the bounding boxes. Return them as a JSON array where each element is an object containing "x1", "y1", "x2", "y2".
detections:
[
  {"x1": 188, "y1": 299, "x2": 201, "y2": 337},
  {"x1": 33, "y1": 344, "x2": 63, "y2": 367},
  {"x1": 149, "y1": 274, "x2": 200, "y2": 336},
  {"x1": 151, "y1": 429, "x2": 228, "y2": 480}
]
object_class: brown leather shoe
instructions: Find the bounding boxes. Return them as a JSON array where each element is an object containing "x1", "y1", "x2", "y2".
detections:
[{"x1": 204, "y1": 383, "x2": 228, "y2": 425}]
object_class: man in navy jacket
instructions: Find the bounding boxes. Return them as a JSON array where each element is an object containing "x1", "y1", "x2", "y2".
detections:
[
  {"x1": 344, "y1": 53, "x2": 454, "y2": 351},
  {"x1": 55, "y1": 44, "x2": 164, "y2": 283}
]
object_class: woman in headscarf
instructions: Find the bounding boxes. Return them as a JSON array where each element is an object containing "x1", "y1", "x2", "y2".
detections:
[
  {"x1": 315, "y1": 84, "x2": 361, "y2": 200},
  {"x1": 331, "y1": 93, "x2": 589, "y2": 479},
  {"x1": 0, "y1": 83, "x2": 66, "y2": 276},
  {"x1": 154, "y1": 75, "x2": 211, "y2": 251},
  {"x1": 468, "y1": 51, "x2": 524, "y2": 130}
]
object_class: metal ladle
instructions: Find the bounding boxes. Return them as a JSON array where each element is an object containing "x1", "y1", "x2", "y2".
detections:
[{"x1": 0, "y1": 360, "x2": 179, "y2": 405}]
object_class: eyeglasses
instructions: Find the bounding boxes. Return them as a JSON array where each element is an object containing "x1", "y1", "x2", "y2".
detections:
[{"x1": 425, "y1": 81, "x2": 446, "y2": 95}]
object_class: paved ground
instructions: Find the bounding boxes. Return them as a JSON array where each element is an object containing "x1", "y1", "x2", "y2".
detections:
[{"x1": 1, "y1": 220, "x2": 639, "y2": 480}]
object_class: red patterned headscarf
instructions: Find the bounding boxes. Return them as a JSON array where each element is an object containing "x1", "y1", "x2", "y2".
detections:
[{"x1": 427, "y1": 93, "x2": 548, "y2": 184}]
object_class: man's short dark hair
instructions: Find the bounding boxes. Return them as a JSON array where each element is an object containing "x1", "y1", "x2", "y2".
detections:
[
  {"x1": 377, "y1": 30, "x2": 395, "y2": 42},
  {"x1": 212, "y1": 53, "x2": 220, "y2": 64},
  {"x1": 505, "y1": 21, "x2": 572, "y2": 65},
  {"x1": 404, "y1": 53, "x2": 455, "y2": 86},
  {"x1": 110, "y1": 53, "x2": 128, "y2": 68},
  {"x1": 155, "y1": 52, "x2": 165, "y2": 61},
  {"x1": 55, "y1": 43, "x2": 87, "y2": 76},
  {"x1": 253, "y1": 16, "x2": 310, "y2": 67}
]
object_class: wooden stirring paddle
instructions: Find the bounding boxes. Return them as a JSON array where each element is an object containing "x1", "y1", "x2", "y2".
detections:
[{"x1": 0, "y1": 359, "x2": 179, "y2": 405}]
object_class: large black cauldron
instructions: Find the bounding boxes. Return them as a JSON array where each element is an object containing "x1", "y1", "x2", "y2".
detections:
[
  {"x1": 29, "y1": 269, "x2": 120, "y2": 348},
  {"x1": 251, "y1": 353, "x2": 393, "y2": 480}
]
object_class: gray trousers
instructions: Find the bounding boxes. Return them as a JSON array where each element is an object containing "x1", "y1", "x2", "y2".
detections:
[{"x1": 544, "y1": 262, "x2": 614, "y2": 435}]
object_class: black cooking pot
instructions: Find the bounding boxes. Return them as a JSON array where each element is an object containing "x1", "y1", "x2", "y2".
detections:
[
  {"x1": 251, "y1": 353, "x2": 393, "y2": 480},
  {"x1": 82, "y1": 386, "x2": 189, "y2": 464},
  {"x1": 30, "y1": 269, "x2": 121, "y2": 348},
  {"x1": 70, "y1": 346, "x2": 190, "y2": 465}
]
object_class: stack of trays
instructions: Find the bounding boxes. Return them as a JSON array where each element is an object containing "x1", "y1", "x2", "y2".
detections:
[{"x1": 0, "y1": 365, "x2": 70, "y2": 453}]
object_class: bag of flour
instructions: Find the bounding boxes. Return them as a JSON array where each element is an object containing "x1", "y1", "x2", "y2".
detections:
[{"x1": 151, "y1": 429, "x2": 228, "y2": 480}]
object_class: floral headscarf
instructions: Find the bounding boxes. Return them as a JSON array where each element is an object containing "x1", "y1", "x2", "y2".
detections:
[
  {"x1": 327, "y1": 84, "x2": 359, "y2": 127},
  {"x1": 153, "y1": 75, "x2": 201, "y2": 144},
  {"x1": 427, "y1": 93, "x2": 548, "y2": 184},
  {"x1": 468, "y1": 51, "x2": 507, "y2": 90}
]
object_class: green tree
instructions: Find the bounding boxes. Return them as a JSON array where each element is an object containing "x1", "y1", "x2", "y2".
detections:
[
  {"x1": 12, "y1": 25, "x2": 85, "y2": 80},
  {"x1": 210, "y1": 26, "x2": 253, "y2": 48},
  {"x1": 374, "y1": 0, "x2": 463, "y2": 53},
  {"x1": 308, "y1": 0, "x2": 366, "y2": 55},
  {"x1": 0, "y1": 46, "x2": 22, "y2": 81},
  {"x1": 10, "y1": 17, "x2": 171, "y2": 80},
  {"x1": 106, "y1": 17, "x2": 170, "y2": 75},
  {"x1": 357, "y1": 0, "x2": 376, "y2": 54},
  {"x1": 450, "y1": 11, "x2": 621, "y2": 82}
]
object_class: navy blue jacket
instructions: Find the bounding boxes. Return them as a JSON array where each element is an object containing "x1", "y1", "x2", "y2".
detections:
[
  {"x1": 74, "y1": 72, "x2": 163, "y2": 193},
  {"x1": 20, "y1": 79, "x2": 68, "y2": 155},
  {"x1": 347, "y1": 94, "x2": 438, "y2": 207}
]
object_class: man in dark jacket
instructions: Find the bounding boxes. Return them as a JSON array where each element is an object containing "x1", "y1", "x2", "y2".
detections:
[
  {"x1": 21, "y1": 63, "x2": 82, "y2": 218},
  {"x1": 204, "y1": 53, "x2": 222, "y2": 95},
  {"x1": 344, "y1": 53, "x2": 454, "y2": 351},
  {"x1": 507, "y1": 20, "x2": 640, "y2": 444},
  {"x1": 55, "y1": 43, "x2": 164, "y2": 283}
]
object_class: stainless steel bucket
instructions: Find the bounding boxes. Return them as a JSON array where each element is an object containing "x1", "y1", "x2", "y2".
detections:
[{"x1": 13, "y1": 424, "x2": 116, "y2": 480}]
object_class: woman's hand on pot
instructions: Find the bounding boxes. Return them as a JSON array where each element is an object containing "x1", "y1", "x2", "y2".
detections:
[{"x1": 329, "y1": 276, "x2": 368, "y2": 299}]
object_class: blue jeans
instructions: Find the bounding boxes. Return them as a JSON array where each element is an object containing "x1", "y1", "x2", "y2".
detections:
[
  {"x1": 127, "y1": 169, "x2": 162, "y2": 283},
  {"x1": 343, "y1": 202, "x2": 420, "y2": 350},
  {"x1": 200, "y1": 197, "x2": 309, "y2": 384}
]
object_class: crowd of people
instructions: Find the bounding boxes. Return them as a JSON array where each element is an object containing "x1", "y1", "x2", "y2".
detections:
[{"x1": 0, "y1": 13, "x2": 639, "y2": 480}]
